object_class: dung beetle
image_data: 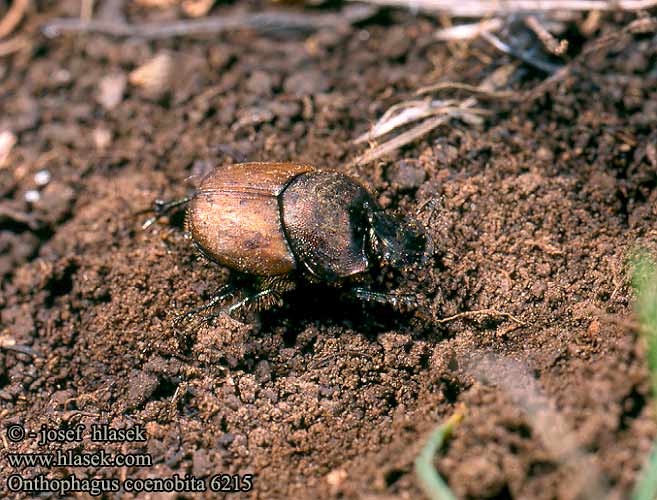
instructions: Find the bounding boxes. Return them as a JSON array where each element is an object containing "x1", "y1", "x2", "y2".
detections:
[{"x1": 145, "y1": 162, "x2": 428, "y2": 323}]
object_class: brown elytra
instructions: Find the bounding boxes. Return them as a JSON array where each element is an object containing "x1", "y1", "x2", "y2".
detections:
[{"x1": 187, "y1": 162, "x2": 315, "y2": 276}]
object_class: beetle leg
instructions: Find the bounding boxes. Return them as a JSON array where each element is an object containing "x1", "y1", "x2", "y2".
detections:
[
  {"x1": 207, "y1": 277, "x2": 295, "y2": 319},
  {"x1": 230, "y1": 277, "x2": 295, "y2": 314},
  {"x1": 225, "y1": 289, "x2": 275, "y2": 316},
  {"x1": 142, "y1": 196, "x2": 191, "y2": 230},
  {"x1": 196, "y1": 288, "x2": 278, "y2": 324},
  {"x1": 349, "y1": 287, "x2": 417, "y2": 310},
  {"x1": 172, "y1": 283, "x2": 236, "y2": 329},
  {"x1": 176, "y1": 277, "x2": 294, "y2": 327}
]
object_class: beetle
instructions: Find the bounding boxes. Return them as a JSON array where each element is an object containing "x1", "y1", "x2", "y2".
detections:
[{"x1": 145, "y1": 162, "x2": 428, "y2": 323}]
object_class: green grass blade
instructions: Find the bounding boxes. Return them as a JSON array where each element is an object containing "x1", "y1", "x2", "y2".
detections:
[
  {"x1": 632, "y1": 253, "x2": 657, "y2": 396},
  {"x1": 630, "y1": 252, "x2": 657, "y2": 500},
  {"x1": 414, "y1": 411, "x2": 463, "y2": 500},
  {"x1": 632, "y1": 441, "x2": 657, "y2": 500}
]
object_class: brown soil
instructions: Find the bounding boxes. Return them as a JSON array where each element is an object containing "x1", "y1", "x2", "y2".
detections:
[{"x1": 2, "y1": 2, "x2": 657, "y2": 499}]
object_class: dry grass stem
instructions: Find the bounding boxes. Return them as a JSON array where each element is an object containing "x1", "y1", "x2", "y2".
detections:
[
  {"x1": 355, "y1": 4, "x2": 614, "y2": 166},
  {"x1": 42, "y1": 5, "x2": 376, "y2": 39},
  {"x1": 351, "y1": 98, "x2": 489, "y2": 166},
  {"x1": 80, "y1": 0, "x2": 95, "y2": 23},
  {"x1": 352, "y1": 115, "x2": 450, "y2": 166},
  {"x1": 415, "y1": 81, "x2": 515, "y2": 99},
  {"x1": 135, "y1": 0, "x2": 177, "y2": 7},
  {"x1": 435, "y1": 18, "x2": 504, "y2": 40},
  {"x1": 353, "y1": 98, "x2": 490, "y2": 144},
  {"x1": 354, "y1": 60, "x2": 518, "y2": 165}
]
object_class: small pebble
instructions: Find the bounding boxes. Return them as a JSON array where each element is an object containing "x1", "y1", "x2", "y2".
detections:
[
  {"x1": 284, "y1": 69, "x2": 330, "y2": 96},
  {"x1": 129, "y1": 52, "x2": 174, "y2": 99},
  {"x1": 92, "y1": 128, "x2": 112, "y2": 150},
  {"x1": 246, "y1": 70, "x2": 275, "y2": 97},
  {"x1": 24, "y1": 190, "x2": 40, "y2": 203},
  {"x1": 34, "y1": 170, "x2": 51, "y2": 187},
  {"x1": 218, "y1": 433, "x2": 234, "y2": 447},
  {"x1": 97, "y1": 72, "x2": 127, "y2": 110}
]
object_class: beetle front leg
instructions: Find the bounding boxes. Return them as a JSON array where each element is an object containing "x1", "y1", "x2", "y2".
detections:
[
  {"x1": 172, "y1": 283, "x2": 236, "y2": 330},
  {"x1": 349, "y1": 287, "x2": 418, "y2": 310},
  {"x1": 142, "y1": 196, "x2": 192, "y2": 230},
  {"x1": 210, "y1": 276, "x2": 295, "y2": 319},
  {"x1": 225, "y1": 289, "x2": 277, "y2": 316},
  {"x1": 199, "y1": 288, "x2": 280, "y2": 322}
]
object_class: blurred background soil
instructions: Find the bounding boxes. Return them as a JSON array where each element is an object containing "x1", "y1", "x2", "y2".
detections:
[{"x1": 1, "y1": 1, "x2": 657, "y2": 498}]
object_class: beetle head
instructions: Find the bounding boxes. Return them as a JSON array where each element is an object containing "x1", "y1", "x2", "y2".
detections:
[{"x1": 367, "y1": 210, "x2": 429, "y2": 269}]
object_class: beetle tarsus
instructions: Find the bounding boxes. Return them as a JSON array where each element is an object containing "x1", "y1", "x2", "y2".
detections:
[
  {"x1": 350, "y1": 287, "x2": 417, "y2": 310},
  {"x1": 227, "y1": 289, "x2": 276, "y2": 316},
  {"x1": 196, "y1": 288, "x2": 279, "y2": 324},
  {"x1": 221, "y1": 276, "x2": 295, "y2": 317},
  {"x1": 142, "y1": 196, "x2": 191, "y2": 230},
  {"x1": 172, "y1": 283, "x2": 235, "y2": 329}
]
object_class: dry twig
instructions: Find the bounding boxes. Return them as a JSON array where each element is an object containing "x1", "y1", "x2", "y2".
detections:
[
  {"x1": 350, "y1": 0, "x2": 657, "y2": 17},
  {"x1": 42, "y1": 5, "x2": 376, "y2": 39},
  {"x1": 525, "y1": 15, "x2": 569, "y2": 55}
]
